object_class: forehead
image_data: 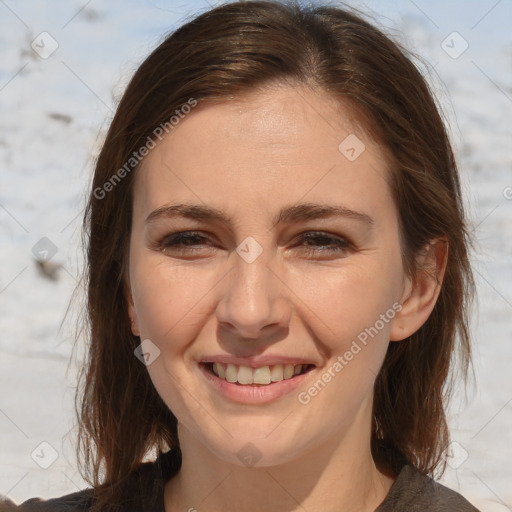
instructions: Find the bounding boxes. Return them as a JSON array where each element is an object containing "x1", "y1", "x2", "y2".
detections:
[{"x1": 133, "y1": 85, "x2": 392, "y2": 222}]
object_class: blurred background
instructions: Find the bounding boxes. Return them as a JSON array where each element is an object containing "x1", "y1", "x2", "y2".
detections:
[{"x1": 0, "y1": 0, "x2": 511, "y2": 509}]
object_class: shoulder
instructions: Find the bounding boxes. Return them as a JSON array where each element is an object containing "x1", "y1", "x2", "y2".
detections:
[
  {"x1": 377, "y1": 465, "x2": 480, "y2": 512},
  {"x1": 0, "y1": 489, "x2": 94, "y2": 512},
  {"x1": 0, "y1": 450, "x2": 178, "y2": 512}
]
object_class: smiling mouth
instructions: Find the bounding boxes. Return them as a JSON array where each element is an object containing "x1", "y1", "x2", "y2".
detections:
[{"x1": 202, "y1": 362, "x2": 315, "y2": 386}]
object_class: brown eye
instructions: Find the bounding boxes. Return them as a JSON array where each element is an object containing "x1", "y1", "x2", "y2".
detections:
[
  {"x1": 160, "y1": 231, "x2": 209, "y2": 248},
  {"x1": 156, "y1": 231, "x2": 216, "y2": 258},
  {"x1": 295, "y1": 232, "x2": 352, "y2": 256}
]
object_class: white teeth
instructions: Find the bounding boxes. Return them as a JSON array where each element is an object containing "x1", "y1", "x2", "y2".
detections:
[
  {"x1": 253, "y1": 366, "x2": 271, "y2": 385},
  {"x1": 213, "y1": 362, "x2": 225, "y2": 379},
  {"x1": 270, "y1": 365, "x2": 284, "y2": 382},
  {"x1": 237, "y1": 366, "x2": 253, "y2": 385},
  {"x1": 284, "y1": 364, "x2": 295, "y2": 379},
  {"x1": 210, "y1": 362, "x2": 309, "y2": 385},
  {"x1": 225, "y1": 363, "x2": 238, "y2": 383}
]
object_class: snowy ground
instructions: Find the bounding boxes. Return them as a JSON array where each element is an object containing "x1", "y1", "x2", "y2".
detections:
[{"x1": 0, "y1": 0, "x2": 511, "y2": 510}]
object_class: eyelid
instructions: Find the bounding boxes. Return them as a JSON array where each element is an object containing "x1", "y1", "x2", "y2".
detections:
[
  {"x1": 157, "y1": 230, "x2": 349, "y2": 243},
  {"x1": 159, "y1": 230, "x2": 211, "y2": 246},
  {"x1": 296, "y1": 230, "x2": 349, "y2": 241},
  {"x1": 154, "y1": 230, "x2": 354, "y2": 259},
  {"x1": 294, "y1": 230, "x2": 353, "y2": 246}
]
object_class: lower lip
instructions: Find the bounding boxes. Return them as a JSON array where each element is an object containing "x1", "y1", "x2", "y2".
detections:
[{"x1": 199, "y1": 364, "x2": 314, "y2": 404}]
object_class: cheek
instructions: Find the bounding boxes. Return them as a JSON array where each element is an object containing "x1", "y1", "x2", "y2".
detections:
[
  {"x1": 130, "y1": 262, "x2": 215, "y2": 412},
  {"x1": 130, "y1": 257, "x2": 218, "y2": 344},
  {"x1": 294, "y1": 258, "x2": 403, "y2": 348},
  {"x1": 131, "y1": 252, "x2": 404, "y2": 352},
  {"x1": 290, "y1": 264, "x2": 403, "y2": 422}
]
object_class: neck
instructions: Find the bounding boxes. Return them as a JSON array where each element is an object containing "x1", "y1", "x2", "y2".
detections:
[{"x1": 164, "y1": 412, "x2": 395, "y2": 512}]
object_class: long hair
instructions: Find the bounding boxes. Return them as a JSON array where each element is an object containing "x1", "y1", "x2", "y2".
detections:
[{"x1": 76, "y1": 2, "x2": 474, "y2": 509}]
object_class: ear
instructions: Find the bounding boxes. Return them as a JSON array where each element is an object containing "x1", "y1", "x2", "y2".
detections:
[
  {"x1": 390, "y1": 238, "x2": 448, "y2": 342},
  {"x1": 125, "y1": 279, "x2": 140, "y2": 337}
]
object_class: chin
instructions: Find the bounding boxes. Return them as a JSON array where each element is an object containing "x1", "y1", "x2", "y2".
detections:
[{"x1": 182, "y1": 415, "x2": 320, "y2": 469}]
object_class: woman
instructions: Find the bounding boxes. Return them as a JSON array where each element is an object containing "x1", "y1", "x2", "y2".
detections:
[{"x1": 1, "y1": 1, "x2": 478, "y2": 510}]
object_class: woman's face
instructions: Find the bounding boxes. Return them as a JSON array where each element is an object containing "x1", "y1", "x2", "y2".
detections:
[{"x1": 127, "y1": 85, "x2": 411, "y2": 467}]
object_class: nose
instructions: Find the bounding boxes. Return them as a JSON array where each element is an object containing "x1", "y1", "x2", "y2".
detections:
[{"x1": 215, "y1": 248, "x2": 291, "y2": 346}]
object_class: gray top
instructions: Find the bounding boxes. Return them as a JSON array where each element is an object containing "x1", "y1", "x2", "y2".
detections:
[{"x1": 0, "y1": 452, "x2": 480, "y2": 512}]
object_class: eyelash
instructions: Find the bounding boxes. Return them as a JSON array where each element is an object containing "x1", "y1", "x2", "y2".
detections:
[{"x1": 156, "y1": 231, "x2": 352, "y2": 257}]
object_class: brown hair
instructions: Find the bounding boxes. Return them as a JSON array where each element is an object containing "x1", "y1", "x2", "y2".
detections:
[{"x1": 76, "y1": 1, "x2": 474, "y2": 509}]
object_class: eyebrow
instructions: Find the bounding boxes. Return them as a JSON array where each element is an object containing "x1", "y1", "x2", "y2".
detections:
[{"x1": 145, "y1": 202, "x2": 374, "y2": 228}]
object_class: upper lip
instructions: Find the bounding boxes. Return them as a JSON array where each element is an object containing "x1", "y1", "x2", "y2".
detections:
[{"x1": 200, "y1": 355, "x2": 317, "y2": 368}]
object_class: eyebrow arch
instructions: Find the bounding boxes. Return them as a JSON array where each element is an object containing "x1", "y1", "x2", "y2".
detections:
[{"x1": 145, "y1": 202, "x2": 374, "y2": 227}]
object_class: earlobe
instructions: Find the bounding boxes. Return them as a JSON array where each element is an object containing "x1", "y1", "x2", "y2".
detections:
[{"x1": 389, "y1": 238, "x2": 448, "y2": 342}]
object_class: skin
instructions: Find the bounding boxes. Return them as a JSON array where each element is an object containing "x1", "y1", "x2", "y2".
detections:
[{"x1": 126, "y1": 83, "x2": 446, "y2": 512}]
